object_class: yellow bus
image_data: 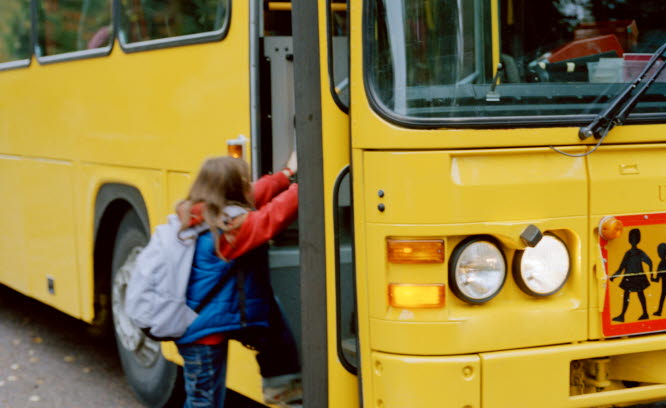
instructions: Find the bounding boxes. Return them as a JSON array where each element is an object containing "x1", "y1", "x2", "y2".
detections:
[{"x1": 2, "y1": 0, "x2": 666, "y2": 407}]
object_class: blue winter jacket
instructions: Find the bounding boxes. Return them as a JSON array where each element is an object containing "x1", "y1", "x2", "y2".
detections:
[{"x1": 176, "y1": 231, "x2": 272, "y2": 344}]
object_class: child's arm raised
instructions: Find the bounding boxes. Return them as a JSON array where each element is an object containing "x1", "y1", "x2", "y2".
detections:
[
  {"x1": 220, "y1": 183, "x2": 298, "y2": 260},
  {"x1": 253, "y1": 150, "x2": 297, "y2": 208},
  {"x1": 253, "y1": 172, "x2": 292, "y2": 209}
]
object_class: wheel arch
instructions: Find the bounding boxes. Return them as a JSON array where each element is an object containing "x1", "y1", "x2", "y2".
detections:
[{"x1": 90, "y1": 183, "x2": 150, "y2": 330}]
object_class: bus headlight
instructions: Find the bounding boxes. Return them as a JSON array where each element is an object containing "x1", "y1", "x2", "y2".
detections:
[
  {"x1": 513, "y1": 234, "x2": 570, "y2": 297},
  {"x1": 449, "y1": 238, "x2": 506, "y2": 304}
]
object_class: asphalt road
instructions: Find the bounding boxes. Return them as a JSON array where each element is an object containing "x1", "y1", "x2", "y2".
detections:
[{"x1": 0, "y1": 284, "x2": 144, "y2": 408}]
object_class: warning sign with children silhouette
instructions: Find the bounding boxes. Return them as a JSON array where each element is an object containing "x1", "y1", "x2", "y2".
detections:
[{"x1": 601, "y1": 213, "x2": 666, "y2": 337}]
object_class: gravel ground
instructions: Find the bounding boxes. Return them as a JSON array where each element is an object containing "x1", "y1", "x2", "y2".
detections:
[{"x1": 0, "y1": 284, "x2": 144, "y2": 408}]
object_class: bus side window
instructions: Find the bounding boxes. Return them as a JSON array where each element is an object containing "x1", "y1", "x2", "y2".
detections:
[
  {"x1": 36, "y1": 0, "x2": 112, "y2": 56},
  {"x1": 335, "y1": 168, "x2": 357, "y2": 371},
  {"x1": 0, "y1": 0, "x2": 32, "y2": 64},
  {"x1": 328, "y1": 0, "x2": 349, "y2": 108},
  {"x1": 119, "y1": 0, "x2": 229, "y2": 43}
]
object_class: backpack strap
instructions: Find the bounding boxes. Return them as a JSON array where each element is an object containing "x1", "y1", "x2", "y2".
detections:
[
  {"x1": 192, "y1": 261, "x2": 247, "y2": 326},
  {"x1": 194, "y1": 263, "x2": 237, "y2": 314},
  {"x1": 236, "y1": 265, "x2": 247, "y2": 327}
]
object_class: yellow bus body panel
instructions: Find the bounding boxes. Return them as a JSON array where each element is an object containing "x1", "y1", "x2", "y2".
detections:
[
  {"x1": 0, "y1": 0, "x2": 249, "y2": 323},
  {"x1": 348, "y1": 2, "x2": 666, "y2": 406},
  {"x1": 359, "y1": 150, "x2": 588, "y2": 356}
]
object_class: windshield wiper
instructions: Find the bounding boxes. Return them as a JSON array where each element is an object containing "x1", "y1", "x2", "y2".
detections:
[{"x1": 579, "y1": 41, "x2": 666, "y2": 140}]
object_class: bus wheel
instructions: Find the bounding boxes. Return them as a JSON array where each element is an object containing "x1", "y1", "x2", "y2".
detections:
[{"x1": 111, "y1": 210, "x2": 183, "y2": 407}]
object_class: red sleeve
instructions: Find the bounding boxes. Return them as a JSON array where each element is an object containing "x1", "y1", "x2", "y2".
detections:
[
  {"x1": 182, "y1": 172, "x2": 290, "y2": 227},
  {"x1": 253, "y1": 172, "x2": 291, "y2": 209},
  {"x1": 220, "y1": 183, "x2": 298, "y2": 259}
]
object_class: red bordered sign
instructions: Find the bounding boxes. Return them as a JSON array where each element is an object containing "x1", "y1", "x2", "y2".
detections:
[{"x1": 601, "y1": 213, "x2": 666, "y2": 337}]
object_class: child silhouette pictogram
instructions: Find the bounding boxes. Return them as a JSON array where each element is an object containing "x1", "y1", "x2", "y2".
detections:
[
  {"x1": 652, "y1": 242, "x2": 666, "y2": 316},
  {"x1": 610, "y1": 229, "x2": 653, "y2": 322}
]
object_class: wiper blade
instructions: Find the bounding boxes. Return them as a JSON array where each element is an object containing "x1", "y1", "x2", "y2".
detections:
[{"x1": 579, "y1": 41, "x2": 666, "y2": 140}]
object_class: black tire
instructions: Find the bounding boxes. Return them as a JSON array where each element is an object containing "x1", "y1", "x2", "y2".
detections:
[{"x1": 111, "y1": 210, "x2": 184, "y2": 408}]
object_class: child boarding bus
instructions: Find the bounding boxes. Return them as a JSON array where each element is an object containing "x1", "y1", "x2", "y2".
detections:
[{"x1": 2, "y1": 0, "x2": 666, "y2": 407}]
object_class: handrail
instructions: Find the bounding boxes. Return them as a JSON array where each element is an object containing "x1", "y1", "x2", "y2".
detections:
[{"x1": 267, "y1": 2, "x2": 346, "y2": 12}]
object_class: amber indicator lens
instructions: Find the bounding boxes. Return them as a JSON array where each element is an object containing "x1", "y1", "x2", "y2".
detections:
[
  {"x1": 388, "y1": 283, "x2": 445, "y2": 308},
  {"x1": 387, "y1": 239, "x2": 444, "y2": 263},
  {"x1": 227, "y1": 143, "x2": 243, "y2": 159},
  {"x1": 599, "y1": 216, "x2": 623, "y2": 240}
]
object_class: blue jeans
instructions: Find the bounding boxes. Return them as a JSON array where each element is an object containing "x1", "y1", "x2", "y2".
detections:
[
  {"x1": 177, "y1": 342, "x2": 228, "y2": 408},
  {"x1": 177, "y1": 299, "x2": 300, "y2": 408}
]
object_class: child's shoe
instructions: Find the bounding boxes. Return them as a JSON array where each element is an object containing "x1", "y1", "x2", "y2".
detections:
[{"x1": 263, "y1": 374, "x2": 302, "y2": 407}]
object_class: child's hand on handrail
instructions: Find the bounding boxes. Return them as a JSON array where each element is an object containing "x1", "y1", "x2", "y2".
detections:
[{"x1": 282, "y1": 150, "x2": 297, "y2": 179}]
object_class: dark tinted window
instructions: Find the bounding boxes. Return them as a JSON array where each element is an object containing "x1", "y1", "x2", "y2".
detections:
[
  {"x1": 37, "y1": 0, "x2": 112, "y2": 56},
  {"x1": 329, "y1": 0, "x2": 349, "y2": 108},
  {"x1": 365, "y1": 0, "x2": 666, "y2": 123},
  {"x1": 0, "y1": 0, "x2": 32, "y2": 63},
  {"x1": 119, "y1": 0, "x2": 229, "y2": 44}
]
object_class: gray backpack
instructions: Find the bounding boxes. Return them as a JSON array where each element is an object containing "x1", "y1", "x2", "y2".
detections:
[{"x1": 124, "y1": 214, "x2": 208, "y2": 341}]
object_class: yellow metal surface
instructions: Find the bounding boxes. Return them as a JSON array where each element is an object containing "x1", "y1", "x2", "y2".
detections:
[
  {"x1": 371, "y1": 352, "x2": 480, "y2": 408},
  {"x1": 589, "y1": 144, "x2": 666, "y2": 216},
  {"x1": 0, "y1": 1, "x2": 250, "y2": 323},
  {"x1": 317, "y1": 1, "x2": 360, "y2": 406},
  {"x1": 23, "y1": 159, "x2": 78, "y2": 315},
  {"x1": 0, "y1": 155, "x2": 27, "y2": 293},
  {"x1": 226, "y1": 342, "x2": 265, "y2": 403},
  {"x1": 362, "y1": 149, "x2": 587, "y2": 224},
  {"x1": 610, "y1": 350, "x2": 666, "y2": 384},
  {"x1": 166, "y1": 171, "x2": 192, "y2": 211},
  {"x1": 482, "y1": 334, "x2": 666, "y2": 407}
]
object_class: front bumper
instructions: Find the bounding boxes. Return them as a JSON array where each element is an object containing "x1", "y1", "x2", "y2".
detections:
[{"x1": 371, "y1": 333, "x2": 666, "y2": 408}]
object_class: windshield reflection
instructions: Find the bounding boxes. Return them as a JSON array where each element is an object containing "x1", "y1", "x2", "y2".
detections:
[{"x1": 365, "y1": 0, "x2": 666, "y2": 123}]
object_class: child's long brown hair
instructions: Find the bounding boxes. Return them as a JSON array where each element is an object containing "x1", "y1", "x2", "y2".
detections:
[{"x1": 178, "y1": 157, "x2": 254, "y2": 259}]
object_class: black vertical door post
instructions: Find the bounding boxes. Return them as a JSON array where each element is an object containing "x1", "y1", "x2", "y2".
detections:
[{"x1": 292, "y1": 1, "x2": 328, "y2": 408}]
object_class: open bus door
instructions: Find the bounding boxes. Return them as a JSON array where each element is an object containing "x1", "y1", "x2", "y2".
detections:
[{"x1": 290, "y1": 1, "x2": 357, "y2": 407}]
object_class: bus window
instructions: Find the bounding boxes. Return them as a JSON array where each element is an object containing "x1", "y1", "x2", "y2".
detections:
[
  {"x1": 119, "y1": 0, "x2": 229, "y2": 45},
  {"x1": 36, "y1": 0, "x2": 112, "y2": 56},
  {"x1": 365, "y1": 0, "x2": 666, "y2": 124},
  {"x1": 328, "y1": 0, "x2": 349, "y2": 109},
  {"x1": 0, "y1": 0, "x2": 31, "y2": 66},
  {"x1": 334, "y1": 167, "x2": 357, "y2": 372}
]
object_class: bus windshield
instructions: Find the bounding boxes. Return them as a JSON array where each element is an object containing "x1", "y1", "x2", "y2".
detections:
[{"x1": 365, "y1": 0, "x2": 666, "y2": 125}]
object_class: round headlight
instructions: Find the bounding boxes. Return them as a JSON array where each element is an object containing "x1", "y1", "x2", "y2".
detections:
[
  {"x1": 513, "y1": 234, "x2": 570, "y2": 297},
  {"x1": 449, "y1": 238, "x2": 507, "y2": 304}
]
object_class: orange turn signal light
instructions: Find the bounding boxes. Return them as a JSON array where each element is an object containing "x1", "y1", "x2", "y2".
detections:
[
  {"x1": 227, "y1": 144, "x2": 243, "y2": 159},
  {"x1": 599, "y1": 216, "x2": 623, "y2": 241},
  {"x1": 387, "y1": 239, "x2": 444, "y2": 264},
  {"x1": 389, "y1": 283, "x2": 445, "y2": 308},
  {"x1": 227, "y1": 135, "x2": 247, "y2": 159}
]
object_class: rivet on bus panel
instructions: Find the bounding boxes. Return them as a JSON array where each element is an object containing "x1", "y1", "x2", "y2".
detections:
[
  {"x1": 374, "y1": 360, "x2": 383, "y2": 375},
  {"x1": 599, "y1": 216, "x2": 623, "y2": 240},
  {"x1": 462, "y1": 365, "x2": 474, "y2": 380}
]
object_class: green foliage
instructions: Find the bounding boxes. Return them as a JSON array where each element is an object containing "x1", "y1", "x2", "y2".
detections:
[
  {"x1": 121, "y1": 0, "x2": 228, "y2": 43},
  {"x1": 37, "y1": 0, "x2": 112, "y2": 56},
  {"x1": 0, "y1": 0, "x2": 31, "y2": 62}
]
